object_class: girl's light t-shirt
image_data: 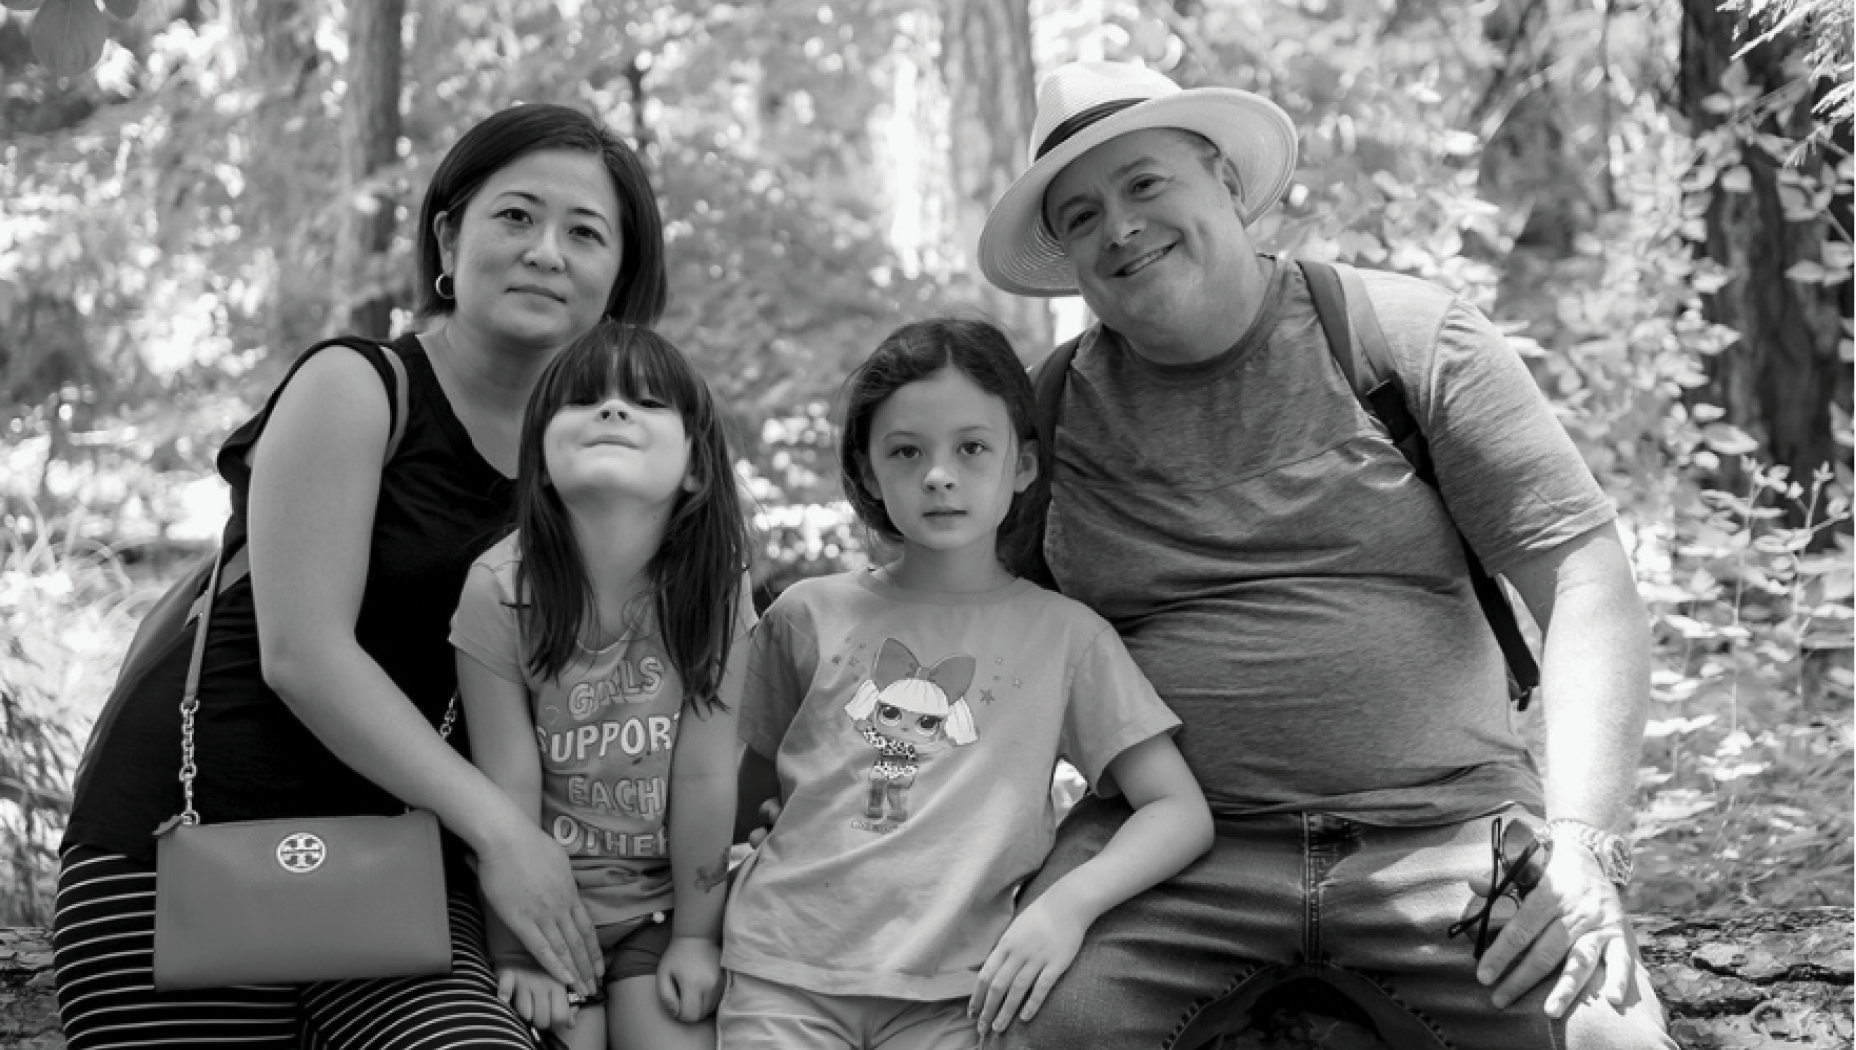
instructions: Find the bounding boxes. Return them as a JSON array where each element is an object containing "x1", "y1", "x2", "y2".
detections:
[
  {"x1": 450, "y1": 532, "x2": 682, "y2": 927},
  {"x1": 723, "y1": 570, "x2": 1180, "y2": 1001}
]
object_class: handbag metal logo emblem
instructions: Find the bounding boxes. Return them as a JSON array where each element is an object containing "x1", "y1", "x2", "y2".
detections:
[{"x1": 277, "y1": 833, "x2": 327, "y2": 874}]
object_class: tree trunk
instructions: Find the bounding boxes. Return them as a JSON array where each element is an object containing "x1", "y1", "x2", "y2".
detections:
[
  {"x1": 937, "y1": 0, "x2": 1052, "y2": 358},
  {"x1": 1679, "y1": 0, "x2": 1853, "y2": 518},
  {"x1": 334, "y1": 0, "x2": 405, "y2": 340}
]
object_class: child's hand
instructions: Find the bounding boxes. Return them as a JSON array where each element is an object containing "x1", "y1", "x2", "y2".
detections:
[
  {"x1": 497, "y1": 960, "x2": 579, "y2": 1033},
  {"x1": 970, "y1": 895, "x2": 1086, "y2": 1036},
  {"x1": 657, "y1": 936, "x2": 724, "y2": 1023}
]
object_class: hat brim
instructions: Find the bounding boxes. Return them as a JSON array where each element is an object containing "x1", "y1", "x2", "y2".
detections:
[{"x1": 978, "y1": 90, "x2": 1297, "y2": 298}]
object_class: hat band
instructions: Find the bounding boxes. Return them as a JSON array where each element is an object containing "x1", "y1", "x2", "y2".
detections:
[{"x1": 1034, "y1": 98, "x2": 1141, "y2": 160}]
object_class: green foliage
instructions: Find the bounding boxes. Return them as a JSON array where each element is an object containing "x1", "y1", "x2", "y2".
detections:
[
  {"x1": 0, "y1": 506, "x2": 156, "y2": 926},
  {"x1": 1723, "y1": 0, "x2": 1854, "y2": 128},
  {"x1": 1634, "y1": 461, "x2": 1853, "y2": 912},
  {"x1": 1479, "y1": 83, "x2": 1854, "y2": 914}
]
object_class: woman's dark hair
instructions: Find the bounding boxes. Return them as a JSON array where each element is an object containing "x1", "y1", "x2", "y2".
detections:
[
  {"x1": 514, "y1": 322, "x2": 747, "y2": 705},
  {"x1": 837, "y1": 318, "x2": 1039, "y2": 568},
  {"x1": 416, "y1": 103, "x2": 668, "y2": 325}
]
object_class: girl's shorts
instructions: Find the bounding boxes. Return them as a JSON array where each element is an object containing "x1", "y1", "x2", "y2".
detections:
[{"x1": 599, "y1": 911, "x2": 674, "y2": 982}]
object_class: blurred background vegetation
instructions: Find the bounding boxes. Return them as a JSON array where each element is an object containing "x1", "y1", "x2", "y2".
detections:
[{"x1": 1, "y1": 0, "x2": 1849, "y2": 928}]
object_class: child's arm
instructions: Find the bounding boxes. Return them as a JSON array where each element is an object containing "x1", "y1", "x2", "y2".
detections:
[
  {"x1": 457, "y1": 650, "x2": 582, "y2": 1028},
  {"x1": 969, "y1": 733, "x2": 1212, "y2": 1036},
  {"x1": 659, "y1": 602, "x2": 752, "y2": 1023}
]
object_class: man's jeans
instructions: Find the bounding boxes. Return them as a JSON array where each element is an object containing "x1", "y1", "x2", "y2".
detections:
[{"x1": 1000, "y1": 795, "x2": 1678, "y2": 1050}]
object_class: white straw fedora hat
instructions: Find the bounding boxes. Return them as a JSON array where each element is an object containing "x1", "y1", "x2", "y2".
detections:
[{"x1": 978, "y1": 61, "x2": 1298, "y2": 298}]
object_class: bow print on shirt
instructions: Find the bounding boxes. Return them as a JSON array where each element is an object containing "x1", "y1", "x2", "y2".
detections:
[{"x1": 843, "y1": 638, "x2": 980, "y2": 826}]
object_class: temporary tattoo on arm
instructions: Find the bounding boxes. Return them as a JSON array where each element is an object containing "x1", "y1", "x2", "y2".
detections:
[{"x1": 695, "y1": 848, "x2": 731, "y2": 893}]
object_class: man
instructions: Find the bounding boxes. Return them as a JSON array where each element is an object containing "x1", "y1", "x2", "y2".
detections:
[{"x1": 973, "y1": 61, "x2": 1675, "y2": 1049}]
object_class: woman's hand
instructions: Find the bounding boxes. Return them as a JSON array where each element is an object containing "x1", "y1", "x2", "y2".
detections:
[
  {"x1": 657, "y1": 936, "x2": 724, "y2": 1022},
  {"x1": 475, "y1": 816, "x2": 603, "y2": 997}
]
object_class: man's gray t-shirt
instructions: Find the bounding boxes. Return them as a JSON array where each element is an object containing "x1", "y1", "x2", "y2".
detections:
[{"x1": 1045, "y1": 259, "x2": 1615, "y2": 825}]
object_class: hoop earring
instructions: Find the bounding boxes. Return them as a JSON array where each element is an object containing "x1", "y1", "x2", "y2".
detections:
[{"x1": 434, "y1": 273, "x2": 455, "y2": 300}]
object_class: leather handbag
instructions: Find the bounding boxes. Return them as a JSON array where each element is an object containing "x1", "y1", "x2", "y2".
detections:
[{"x1": 151, "y1": 518, "x2": 455, "y2": 991}]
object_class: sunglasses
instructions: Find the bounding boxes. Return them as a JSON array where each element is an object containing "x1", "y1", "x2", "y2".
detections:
[{"x1": 1446, "y1": 816, "x2": 1551, "y2": 959}]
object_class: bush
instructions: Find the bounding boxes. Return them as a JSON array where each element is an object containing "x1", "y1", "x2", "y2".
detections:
[{"x1": 0, "y1": 505, "x2": 164, "y2": 925}]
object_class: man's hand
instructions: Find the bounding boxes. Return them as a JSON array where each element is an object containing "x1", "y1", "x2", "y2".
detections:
[
  {"x1": 1475, "y1": 840, "x2": 1636, "y2": 1017},
  {"x1": 969, "y1": 894, "x2": 1087, "y2": 1036},
  {"x1": 657, "y1": 936, "x2": 724, "y2": 1023},
  {"x1": 497, "y1": 960, "x2": 578, "y2": 1033}
]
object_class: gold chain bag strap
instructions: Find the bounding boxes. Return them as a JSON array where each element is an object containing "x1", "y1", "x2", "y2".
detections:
[{"x1": 151, "y1": 345, "x2": 455, "y2": 991}]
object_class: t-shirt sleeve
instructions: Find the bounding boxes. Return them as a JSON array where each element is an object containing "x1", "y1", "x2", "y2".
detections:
[
  {"x1": 737, "y1": 597, "x2": 816, "y2": 760},
  {"x1": 1414, "y1": 297, "x2": 1616, "y2": 575},
  {"x1": 448, "y1": 557, "x2": 525, "y2": 685},
  {"x1": 1058, "y1": 618, "x2": 1182, "y2": 796}
]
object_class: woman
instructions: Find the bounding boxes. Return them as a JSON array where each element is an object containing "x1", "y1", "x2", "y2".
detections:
[{"x1": 54, "y1": 102, "x2": 667, "y2": 1049}]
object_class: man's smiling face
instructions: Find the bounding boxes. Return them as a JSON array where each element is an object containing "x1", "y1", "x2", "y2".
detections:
[{"x1": 1043, "y1": 128, "x2": 1257, "y2": 355}]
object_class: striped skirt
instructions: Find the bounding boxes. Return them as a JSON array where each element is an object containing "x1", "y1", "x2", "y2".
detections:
[{"x1": 54, "y1": 843, "x2": 539, "y2": 1049}]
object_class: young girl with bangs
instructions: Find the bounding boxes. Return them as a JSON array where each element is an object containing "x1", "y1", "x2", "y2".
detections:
[
  {"x1": 451, "y1": 321, "x2": 752, "y2": 1050},
  {"x1": 719, "y1": 318, "x2": 1212, "y2": 1049}
]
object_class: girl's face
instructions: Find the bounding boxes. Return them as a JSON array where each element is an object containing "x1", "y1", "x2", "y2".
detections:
[
  {"x1": 861, "y1": 366, "x2": 1035, "y2": 561},
  {"x1": 436, "y1": 149, "x2": 623, "y2": 352},
  {"x1": 543, "y1": 386, "x2": 693, "y2": 511}
]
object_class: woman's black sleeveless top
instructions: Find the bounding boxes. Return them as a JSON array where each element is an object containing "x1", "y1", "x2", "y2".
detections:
[{"x1": 64, "y1": 334, "x2": 516, "y2": 864}]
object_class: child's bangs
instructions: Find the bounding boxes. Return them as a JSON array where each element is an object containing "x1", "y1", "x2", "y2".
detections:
[{"x1": 558, "y1": 328, "x2": 704, "y2": 417}]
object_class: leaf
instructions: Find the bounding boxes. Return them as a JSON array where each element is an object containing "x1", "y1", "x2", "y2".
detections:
[
  {"x1": 99, "y1": 0, "x2": 133, "y2": 15},
  {"x1": 1646, "y1": 715, "x2": 1718, "y2": 738},
  {"x1": 1720, "y1": 166, "x2": 1753, "y2": 193},
  {"x1": 1826, "y1": 242, "x2": 1854, "y2": 273},
  {"x1": 28, "y1": 0, "x2": 108, "y2": 77},
  {"x1": 1660, "y1": 612, "x2": 1718, "y2": 639},
  {"x1": 1786, "y1": 260, "x2": 1827, "y2": 282},
  {"x1": 1702, "y1": 422, "x2": 1760, "y2": 456}
]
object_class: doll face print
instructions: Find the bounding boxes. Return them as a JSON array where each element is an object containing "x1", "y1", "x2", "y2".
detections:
[
  {"x1": 871, "y1": 700, "x2": 947, "y2": 742},
  {"x1": 844, "y1": 638, "x2": 979, "y2": 829}
]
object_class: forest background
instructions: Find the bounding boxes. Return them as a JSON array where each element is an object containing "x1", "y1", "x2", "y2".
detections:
[{"x1": 0, "y1": 0, "x2": 1850, "y2": 929}]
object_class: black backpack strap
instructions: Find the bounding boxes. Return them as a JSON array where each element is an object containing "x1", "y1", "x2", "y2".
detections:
[
  {"x1": 1302, "y1": 260, "x2": 1540, "y2": 709},
  {"x1": 205, "y1": 338, "x2": 411, "y2": 603},
  {"x1": 1013, "y1": 333, "x2": 1084, "y2": 589}
]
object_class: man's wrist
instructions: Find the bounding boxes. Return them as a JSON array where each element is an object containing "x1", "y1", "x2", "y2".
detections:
[{"x1": 1546, "y1": 818, "x2": 1634, "y2": 887}]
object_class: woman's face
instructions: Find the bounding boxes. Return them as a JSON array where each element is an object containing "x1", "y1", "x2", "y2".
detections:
[{"x1": 437, "y1": 149, "x2": 623, "y2": 352}]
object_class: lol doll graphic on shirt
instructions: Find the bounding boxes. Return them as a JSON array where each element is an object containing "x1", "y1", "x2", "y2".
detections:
[{"x1": 844, "y1": 638, "x2": 979, "y2": 825}]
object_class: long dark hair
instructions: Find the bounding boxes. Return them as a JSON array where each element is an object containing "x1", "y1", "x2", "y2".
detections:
[
  {"x1": 513, "y1": 322, "x2": 747, "y2": 705},
  {"x1": 838, "y1": 318, "x2": 1039, "y2": 567},
  {"x1": 416, "y1": 103, "x2": 668, "y2": 325}
]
